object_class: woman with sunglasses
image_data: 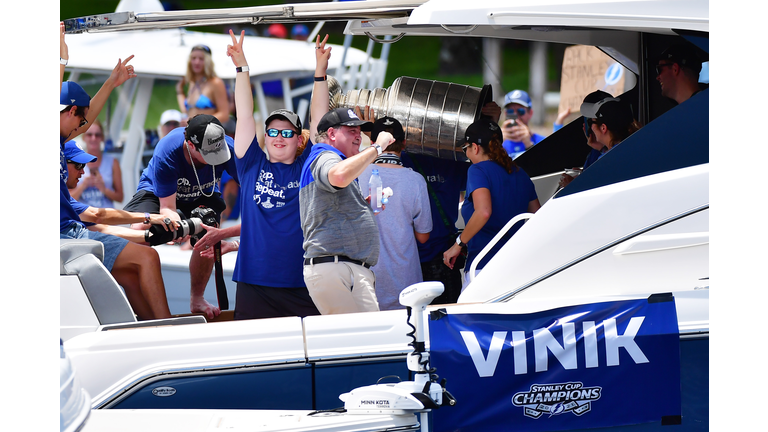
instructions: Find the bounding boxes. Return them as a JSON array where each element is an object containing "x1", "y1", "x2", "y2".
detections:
[
  {"x1": 443, "y1": 118, "x2": 541, "y2": 287},
  {"x1": 558, "y1": 91, "x2": 642, "y2": 188},
  {"x1": 176, "y1": 44, "x2": 229, "y2": 124},
  {"x1": 69, "y1": 119, "x2": 123, "y2": 208},
  {"x1": 193, "y1": 30, "x2": 323, "y2": 320}
]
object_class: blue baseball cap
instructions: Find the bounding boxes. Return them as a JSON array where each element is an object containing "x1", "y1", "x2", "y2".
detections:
[
  {"x1": 63, "y1": 141, "x2": 98, "y2": 164},
  {"x1": 60, "y1": 81, "x2": 91, "y2": 110},
  {"x1": 291, "y1": 24, "x2": 309, "y2": 38},
  {"x1": 504, "y1": 90, "x2": 532, "y2": 108}
]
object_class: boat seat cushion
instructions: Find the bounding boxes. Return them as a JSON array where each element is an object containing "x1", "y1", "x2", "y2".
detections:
[
  {"x1": 60, "y1": 239, "x2": 137, "y2": 325},
  {"x1": 60, "y1": 238, "x2": 104, "y2": 275}
]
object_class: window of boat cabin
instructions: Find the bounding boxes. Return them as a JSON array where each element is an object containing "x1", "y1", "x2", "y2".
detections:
[{"x1": 536, "y1": 33, "x2": 709, "y2": 199}]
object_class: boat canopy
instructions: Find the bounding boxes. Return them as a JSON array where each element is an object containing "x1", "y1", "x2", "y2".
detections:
[
  {"x1": 62, "y1": 0, "x2": 427, "y2": 33},
  {"x1": 65, "y1": 29, "x2": 371, "y2": 82},
  {"x1": 63, "y1": 0, "x2": 708, "y2": 37}
]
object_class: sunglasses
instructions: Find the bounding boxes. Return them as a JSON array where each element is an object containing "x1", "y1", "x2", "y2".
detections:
[
  {"x1": 192, "y1": 45, "x2": 212, "y2": 55},
  {"x1": 584, "y1": 118, "x2": 600, "y2": 138},
  {"x1": 68, "y1": 161, "x2": 86, "y2": 170},
  {"x1": 461, "y1": 143, "x2": 472, "y2": 153},
  {"x1": 79, "y1": 116, "x2": 89, "y2": 128},
  {"x1": 506, "y1": 107, "x2": 528, "y2": 118},
  {"x1": 85, "y1": 132, "x2": 103, "y2": 138},
  {"x1": 267, "y1": 128, "x2": 297, "y2": 138},
  {"x1": 655, "y1": 63, "x2": 673, "y2": 75}
]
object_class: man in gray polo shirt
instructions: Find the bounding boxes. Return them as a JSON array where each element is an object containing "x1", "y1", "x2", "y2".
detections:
[{"x1": 299, "y1": 107, "x2": 394, "y2": 314}]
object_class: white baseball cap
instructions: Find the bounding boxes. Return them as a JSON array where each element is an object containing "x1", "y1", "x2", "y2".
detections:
[{"x1": 160, "y1": 109, "x2": 183, "y2": 126}]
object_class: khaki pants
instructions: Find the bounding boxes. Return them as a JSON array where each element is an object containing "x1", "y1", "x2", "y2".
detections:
[{"x1": 303, "y1": 261, "x2": 380, "y2": 314}]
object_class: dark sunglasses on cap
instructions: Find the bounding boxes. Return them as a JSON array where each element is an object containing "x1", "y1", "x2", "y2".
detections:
[
  {"x1": 506, "y1": 107, "x2": 528, "y2": 118},
  {"x1": 267, "y1": 128, "x2": 297, "y2": 138},
  {"x1": 68, "y1": 160, "x2": 86, "y2": 170},
  {"x1": 192, "y1": 44, "x2": 212, "y2": 55}
]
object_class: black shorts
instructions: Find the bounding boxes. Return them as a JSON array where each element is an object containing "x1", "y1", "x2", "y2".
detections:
[
  {"x1": 123, "y1": 189, "x2": 226, "y2": 221},
  {"x1": 234, "y1": 282, "x2": 321, "y2": 320}
]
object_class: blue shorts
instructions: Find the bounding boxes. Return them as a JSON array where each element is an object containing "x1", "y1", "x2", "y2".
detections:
[{"x1": 60, "y1": 222, "x2": 128, "y2": 271}]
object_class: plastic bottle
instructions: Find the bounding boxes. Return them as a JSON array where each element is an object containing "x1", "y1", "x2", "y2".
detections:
[{"x1": 369, "y1": 169, "x2": 383, "y2": 214}]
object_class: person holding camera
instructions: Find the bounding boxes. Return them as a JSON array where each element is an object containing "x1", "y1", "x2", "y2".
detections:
[
  {"x1": 61, "y1": 141, "x2": 172, "y2": 321},
  {"x1": 122, "y1": 113, "x2": 238, "y2": 320},
  {"x1": 193, "y1": 30, "x2": 322, "y2": 320},
  {"x1": 500, "y1": 90, "x2": 547, "y2": 159}
]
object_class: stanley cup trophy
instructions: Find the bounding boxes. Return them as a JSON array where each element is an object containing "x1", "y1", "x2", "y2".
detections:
[{"x1": 328, "y1": 76, "x2": 492, "y2": 161}]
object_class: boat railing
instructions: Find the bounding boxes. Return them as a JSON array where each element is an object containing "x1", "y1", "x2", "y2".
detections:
[{"x1": 468, "y1": 212, "x2": 534, "y2": 283}]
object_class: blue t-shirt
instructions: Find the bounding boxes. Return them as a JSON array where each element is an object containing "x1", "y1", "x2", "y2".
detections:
[
  {"x1": 583, "y1": 148, "x2": 603, "y2": 170},
  {"x1": 60, "y1": 136, "x2": 84, "y2": 231},
  {"x1": 136, "y1": 127, "x2": 239, "y2": 200},
  {"x1": 502, "y1": 132, "x2": 546, "y2": 159},
  {"x1": 233, "y1": 137, "x2": 314, "y2": 288},
  {"x1": 400, "y1": 153, "x2": 469, "y2": 262},
  {"x1": 461, "y1": 161, "x2": 538, "y2": 270},
  {"x1": 219, "y1": 170, "x2": 240, "y2": 220}
]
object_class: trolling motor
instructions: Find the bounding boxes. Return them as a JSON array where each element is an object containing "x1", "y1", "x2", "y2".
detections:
[{"x1": 339, "y1": 281, "x2": 456, "y2": 431}]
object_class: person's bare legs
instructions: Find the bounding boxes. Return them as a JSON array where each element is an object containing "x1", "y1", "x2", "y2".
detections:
[
  {"x1": 189, "y1": 249, "x2": 221, "y2": 319},
  {"x1": 111, "y1": 270, "x2": 154, "y2": 320},
  {"x1": 111, "y1": 243, "x2": 172, "y2": 319}
]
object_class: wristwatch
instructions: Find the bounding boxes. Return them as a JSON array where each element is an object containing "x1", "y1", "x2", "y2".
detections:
[
  {"x1": 60, "y1": 57, "x2": 68, "y2": 65},
  {"x1": 236, "y1": 65, "x2": 249, "y2": 73},
  {"x1": 371, "y1": 143, "x2": 382, "y2": 156},
  {"x1": 144, "y1": 212, "x2": 151, "y2": 225},
  {"x1": 456, "y1": 235, "x2": 467, "y2": 248}
]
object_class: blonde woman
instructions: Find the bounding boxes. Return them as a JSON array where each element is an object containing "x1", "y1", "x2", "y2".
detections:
[{"x1": 176, "y1": 44, "x2": 229, "y2": 124}]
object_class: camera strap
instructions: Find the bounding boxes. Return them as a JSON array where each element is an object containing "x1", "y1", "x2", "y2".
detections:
[{"x1": 213, "y1": 240, "x2": 229, "y2": 310}]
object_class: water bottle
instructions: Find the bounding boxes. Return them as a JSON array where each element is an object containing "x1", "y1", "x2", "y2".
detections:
[{"x1": 369, "y1": 169, "x2": 383, "y2": 214}]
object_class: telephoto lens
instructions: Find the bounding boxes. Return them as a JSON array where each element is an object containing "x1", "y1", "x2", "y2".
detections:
[{"x1": 144, "y1": 218, "x2": 204, "y2": 246}]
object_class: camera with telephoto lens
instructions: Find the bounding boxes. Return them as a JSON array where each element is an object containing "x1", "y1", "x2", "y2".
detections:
[
  {"x1": 144, "y1": 207, "x2": 218, "y2": 246},
  {"x1": 189, "y1": 206, "x2": 218, "y2": 245}
]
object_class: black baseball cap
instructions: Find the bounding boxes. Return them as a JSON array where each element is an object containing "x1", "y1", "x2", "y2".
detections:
[
  {"x1": 317, "y1": 108, "x2": 373, "y2": 133},
  {"x1": 371, "y1": 116, "x2": 405, "y2": 142},
  {"x1": 656, "y1": 44, "x2": 703, "y2": 73},
  {"x1": 185, "y1": 114, "x2": 231, "y2": 165},
  {"x1": 464, "y1": 118, "x2": 502, "y2": 146},
  {"x1": 580, "y1": 95, "x2": 634, "y2": 132},
  {"x1": 265, "y1": 109, "x2": 302, "y2": 131}
]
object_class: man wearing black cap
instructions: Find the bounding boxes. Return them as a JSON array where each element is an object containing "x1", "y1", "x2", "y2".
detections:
[
  {"x1": 296, "y1": 34, "x2": 396, "y2": 314},
  {"x1": 123, "y1": 114, "x2": 239, "y2": 319},
  {"x1": 655, "y1": 43, "x2": 703, "y2": 105},
  {"x1": 358, "y1": 117, "x2": 432, "y2": 311},
  {"x1": 299, "y1": 105, "x2": 396, "y2": 314}
]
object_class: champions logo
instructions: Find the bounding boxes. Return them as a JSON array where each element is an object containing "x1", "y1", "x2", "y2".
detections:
[{"x1": 512, "y1": 382, "x2": 601, "y2": 419}]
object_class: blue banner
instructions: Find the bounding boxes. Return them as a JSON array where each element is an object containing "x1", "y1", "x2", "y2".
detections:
[{"x1": 429, "y1": 297, "x2": 681, "y2": 431}]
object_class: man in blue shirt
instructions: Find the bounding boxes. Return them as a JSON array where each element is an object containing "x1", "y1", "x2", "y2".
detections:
[
  {"x1": 501, "y1": 90, "x2": 547, "y2": 159},
  {"x1": 61, "y1": 141, "x2": 172, "y2": 320},
  {"x1": 123, "y1": 114, "x2": 238, "y2": 319}
]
